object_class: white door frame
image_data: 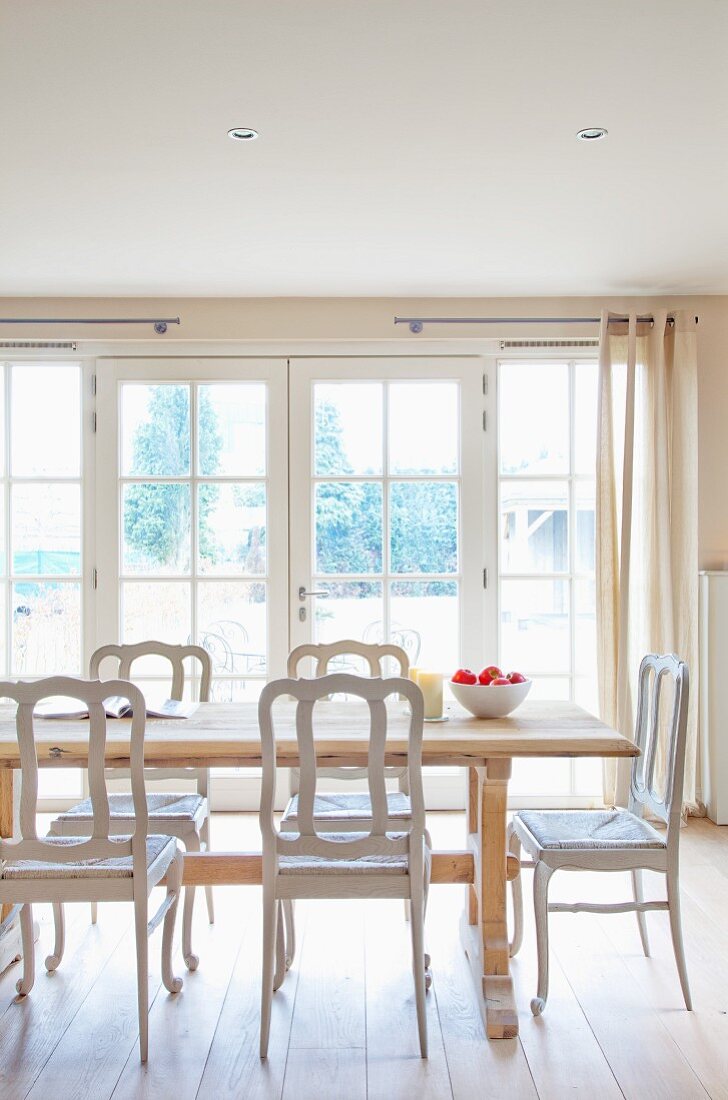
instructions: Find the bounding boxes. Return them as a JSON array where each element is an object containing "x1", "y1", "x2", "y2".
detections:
[
  {"x1": 95, "y1": 357, "x2": 289, "y2": 807},
  {"x1": 289, "y1": 356, "x2": 494, "y2": 808},
  {"x1": 289, "y1": 356, "x2": 492, "y2": 661}
]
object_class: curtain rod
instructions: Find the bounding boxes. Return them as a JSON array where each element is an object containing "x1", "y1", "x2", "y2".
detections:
[
  {"x1": 394, "y1": 314, "x2": 698, "y2": 334},
  {"x1": 0, "y1": 317, "x2": 180, "y2": 335}
]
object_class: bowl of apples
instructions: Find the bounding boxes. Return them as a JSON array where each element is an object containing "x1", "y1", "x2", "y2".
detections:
[{"x1": 448, "y1": 665, "x2": 531, "y2": 718}]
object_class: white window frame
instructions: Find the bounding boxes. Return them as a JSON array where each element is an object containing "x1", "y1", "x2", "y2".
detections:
[
  {"x1": 0, "y1": 356, "x2": 96, "y2": 810},
  {"x1": 494, "y1": 350, "x2": 602, "y2": 807}
]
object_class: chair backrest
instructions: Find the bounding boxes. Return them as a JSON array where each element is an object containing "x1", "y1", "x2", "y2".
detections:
[
  {"x1": 287, "y1": 639, "x2": 409, "y2": 679},
  {"x1": 629, "y1": 653, "x2": 689, "y2": 841},
  {"x1": 259, "y1": 674, "x2": 425, "y2": 865},
  {"x1": 90, "y1": 641, "x2": 212, "y2": 702},
  {"x1": 91, "y1": 641, "x2": 211, "y2": 785},
  {"x1": 391, "y1": 628, "x2": 421, "y2": 667},
  {"x1": 287, "y1": 640, "x2": 410, "y2": 786},
  {"x1": 361, "y1": 621, "x2": 422, "y2": 666},
  {"x1": 0, "y1": 676, "x2": 148, "y2": 867},
  {"x1": 198, "y1": 630, "x2": 234, "y2": 675}
]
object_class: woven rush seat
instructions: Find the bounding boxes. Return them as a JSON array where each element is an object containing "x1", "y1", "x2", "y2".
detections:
[
  {"x1": 517, "y1": 809, "x2": 666, "y2": 851},
  {"x1": 2, "y1": 835, "x2": 177, "y2": 879},
  {"x1": 278, "y1": 831, "x2": 411, "y2": 875},
  {"x1": 53, "y1": 792, "x2": 205, "y2": 822},
  {"x1": 282, "y1": 790, "x2": 411, "y2": 824}
]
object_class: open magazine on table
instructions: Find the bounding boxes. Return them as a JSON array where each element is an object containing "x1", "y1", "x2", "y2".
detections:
[{"x1": 34, "y1": 697, "x2": 199, "y2": 720}]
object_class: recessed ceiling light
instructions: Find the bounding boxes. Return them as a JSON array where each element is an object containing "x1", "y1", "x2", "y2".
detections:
[
  {"x1": 228, "y1": 127, "x2": 259, "y2": 141},
  {"x1": 576, "y1": 127, "x2": 608, "y2": 141}
]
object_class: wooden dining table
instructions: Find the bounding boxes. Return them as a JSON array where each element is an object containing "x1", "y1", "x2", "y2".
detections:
[{"x1": 0, "y1": 697, "x2": 636, "y2": 1039}]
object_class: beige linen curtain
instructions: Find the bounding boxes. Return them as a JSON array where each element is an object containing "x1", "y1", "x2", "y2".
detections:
[{"x1": 596, "y1": 309, "x2": 699, "y2": 812}]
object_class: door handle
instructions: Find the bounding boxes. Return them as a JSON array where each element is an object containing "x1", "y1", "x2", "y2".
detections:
[{"x1": 298, "y1": 586, "x2": 328, "y2": 601}]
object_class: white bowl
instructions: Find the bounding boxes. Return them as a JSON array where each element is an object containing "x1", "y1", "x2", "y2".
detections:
[{"x1": 448, "y1": 678, "x2": 532, "y2": 718}]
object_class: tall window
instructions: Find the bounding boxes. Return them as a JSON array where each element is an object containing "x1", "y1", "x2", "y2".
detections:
[
  {"x1": 1, "y1": 361, "x2": 84, "y2": 798},
  {"x1": 498, "y1": 358, "x2": 600, "y2": 800}
]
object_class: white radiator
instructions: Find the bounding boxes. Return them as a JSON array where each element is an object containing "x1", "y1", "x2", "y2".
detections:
[{"x1": 699, "y1": 571, "x2": 728, "y2": 824}]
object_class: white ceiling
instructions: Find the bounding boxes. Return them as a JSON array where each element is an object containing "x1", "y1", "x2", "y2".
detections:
[{"x1": 1, "y1": 1, "x2": 727, "y2": 297}]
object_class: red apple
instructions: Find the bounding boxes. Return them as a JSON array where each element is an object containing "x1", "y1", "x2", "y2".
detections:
[
  {"x1": 507, "y1": 671, "x2": 527, "y2": 684},
  {"x1": 491, "y1": 676, "x2": 511, "y2": 685},
  {"x1": 478, "y1": 665, "x2": 502, "y2": 684},
  {"x1": 452, "y1": 668, "x2": 477, "y2": 685}
]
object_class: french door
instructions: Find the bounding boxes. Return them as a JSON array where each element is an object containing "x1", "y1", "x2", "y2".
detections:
[
  {"x1": 95, "y1": 358, "x2": 289, "y2": 806},
  {"x1": 289, "y1": 358, "x2": 490, "y2": 807},
  {"x1": 93, "y1": 355, "x2": 488, "y2": 808}
]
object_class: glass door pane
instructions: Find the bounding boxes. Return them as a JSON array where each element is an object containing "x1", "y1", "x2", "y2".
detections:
[
  {"x1": 114, "y1": 376, "x2": 278, "y2": 701},
  {"x1": 310, "y1": 381, "x2": 460, "y2": 664}
]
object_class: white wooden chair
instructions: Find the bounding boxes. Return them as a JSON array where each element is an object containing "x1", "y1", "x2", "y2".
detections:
[
  {"x1": 49, "y1": 641, "x2": 213, "y2": 970},
  {"x1": 282, "y1": 640, "x2": 417, "y2": 976},
  {"x1": 259, "y1": 673, "x2": 431, "y2": 1059},
  {"x1": 0, "y1": 676, "x2": 184, "y2": 1063},
  {"x1": 362, "y1": 620, "x2": 422, "y2": 666},
  {"x1": 508, "y1": 653, "x2": 692, "y2": 1016},
  {"x1": 286, "y1": 639, "x2": 411, "y2": 811}
]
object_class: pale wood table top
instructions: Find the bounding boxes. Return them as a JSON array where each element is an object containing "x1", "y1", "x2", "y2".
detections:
[{"x1": 0, "y1": 699, "x2": 637, "y2": 769}]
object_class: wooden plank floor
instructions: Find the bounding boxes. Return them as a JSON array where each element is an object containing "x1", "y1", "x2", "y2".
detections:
[{"x1": 0, "y1": 813, "x2": 726, "y2": 1099}]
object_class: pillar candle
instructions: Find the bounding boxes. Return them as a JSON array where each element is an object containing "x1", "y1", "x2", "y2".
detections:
[
  {"x1": 408, "y1": 667, "x2": 420, "y2": 684},
  {"x1": 417, "y1": 671, "x2": 443, "y2": 719}
]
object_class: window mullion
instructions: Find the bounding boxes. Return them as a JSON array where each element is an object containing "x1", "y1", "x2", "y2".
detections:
[
  {"x1": 3, "y1": 363, "x2": 10, "y2": 675},
  {"x1": 568, "y1": 359, "x2": 577, "y2": 793},
  {"x1": 382, "y1": 382, "x2": 390, "y2": 640},
  {"x1": 190, "y1": 383, "x2": 199, "y2": 698}
]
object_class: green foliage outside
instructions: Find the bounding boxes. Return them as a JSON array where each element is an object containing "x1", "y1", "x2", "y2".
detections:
[
  {"x1": 124, "y1": 386, "x2": 222, "y2": 571},
  {"x1": 124, "y1": 390, "x2": 457, "y2": 597},
  {"x1": 314, "y1": 401, "x2": 457, "y2": 596}
]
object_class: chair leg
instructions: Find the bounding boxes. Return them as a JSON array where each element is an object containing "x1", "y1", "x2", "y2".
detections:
[
  {"x1": 531, "y1": 861, "x2": 554, "y2": 1016},
  {"x1": 15, "y1": 903, "x2": 35, "y2": 997},
  {"x1": 409, "y1": 889, "x2": 428, "y2": 1058},
  {"x1": 260, "y1": 890, "x2": 279, "y2": 1059},
  {"x1": 507, "y1": 822, "x2": 523, "y2": 957},
  {"x1": 161, "y1": 852, "x2": 184, "y2": 995},
  {"x1": 282, "y1": 898, "x2": 296, "y2": 970},
  {"x1": 273, "y1": 902, "x2": 287, "y2": 992},
  {"x1": 90, "y1": 902, "x2": 98, "y2": 924},
  {"x1": 631, "y1": 868, "x2": 650, "y2": 957},
  {"x1": 182, "y1": 833, "x2": 200, "y2": 971},
  {"x1": 134, "y1": 891, "x2": 150, "y2": 1063},
  {"x1": 666, "y1": 868, "x2": 692, "y2": 1010},
  {"x1": 423, "y1": 828, "x2": 432, "y2": 984},
  {"x1": 46, "y1": 902, "x2": 65, "y2": 972},
  {"x1": 423, "y1": 856, "x2": 432, "y2": 987},
  {"x1": 200, "y1": 815, "x2": 215, "y2": 924}
]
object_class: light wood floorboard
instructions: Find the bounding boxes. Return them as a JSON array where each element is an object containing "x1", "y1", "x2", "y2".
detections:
[
  {"x1": 0, "y1": 812, "x2": 725, "y2": 1099},
  {"x1": 364, "y1": 896, "x2": 451, "y2": 1100}
]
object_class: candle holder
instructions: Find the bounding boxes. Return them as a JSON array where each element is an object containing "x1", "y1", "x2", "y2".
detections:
[{"x1": 417, "y1": 671, "x2": 446, "y2": 721}]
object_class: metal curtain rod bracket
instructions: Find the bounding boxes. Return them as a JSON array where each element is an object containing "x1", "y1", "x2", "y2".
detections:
[
  {"x1": 394, "y1": 314, "x2": 697, "y2": 334},
  {"x1": 0, "y1": 316, "x2": 181, "y2": 335}
]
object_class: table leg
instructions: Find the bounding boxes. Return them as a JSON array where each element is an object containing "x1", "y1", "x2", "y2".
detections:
[
  {"x1": 1, "y1": 771, "x2": 13, "y2": 921},
  {"x1": 0, "y1": 770, "x2": 23, "y2": 976},
  {"x1": 462, "y1": 758, "x2": 518, "y2": 1038},
  {"x1": 467, "y1": 767, "x2": 479, "y2": 925},
  {"x1": 479, "y1": 758, "x2": 517, "y2": 1038}
]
